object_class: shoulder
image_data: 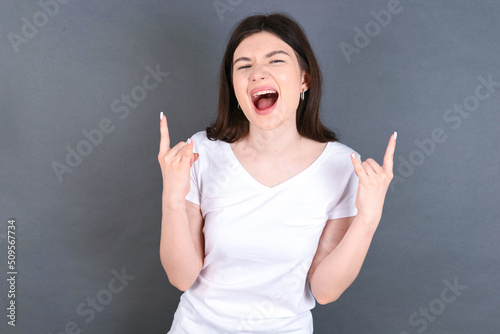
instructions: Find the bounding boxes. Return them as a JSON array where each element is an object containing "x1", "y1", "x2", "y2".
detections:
[
  {"x1": 190, "y1": 130, "x2": 208, "y2": 143},
  {"x1": 191, "y1": 130, "x2": 217, "y2": 149},
  {"x1": 327, "y1": 140, "x2": 359, "y2": 159},
  {"x1": 190, "y1": 130, "x2": 227, "y2": 155},
  {"x1": 321, "y1": 141, "x2": 360, "y2": 171}
]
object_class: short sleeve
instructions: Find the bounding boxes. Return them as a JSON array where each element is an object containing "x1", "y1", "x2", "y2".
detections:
[
  {"x1": 185, "y1": 139, "x2": 201, "y2": 205},
  {"x1": 327, "y1": 153, "x2": 360, "y2": 220}
]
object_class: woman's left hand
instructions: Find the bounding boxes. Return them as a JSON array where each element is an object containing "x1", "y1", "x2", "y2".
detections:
[{"x1": 350, "y1": 132, "x2": 397, "y2": 227}]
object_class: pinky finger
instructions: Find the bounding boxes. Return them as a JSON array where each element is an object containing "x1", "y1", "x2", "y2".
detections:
[{"x1": 350, "y1": 152, "x2": 367, "y2": 178}]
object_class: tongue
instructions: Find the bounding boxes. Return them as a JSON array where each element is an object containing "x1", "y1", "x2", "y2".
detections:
[{"x1": 256, "y1": 96, "x2": 275, "y2": 110}]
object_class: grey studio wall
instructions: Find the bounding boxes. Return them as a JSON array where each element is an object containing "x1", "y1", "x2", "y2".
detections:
[{"x1": 0, "y1": 0, "x2": 499, "y2": 333}]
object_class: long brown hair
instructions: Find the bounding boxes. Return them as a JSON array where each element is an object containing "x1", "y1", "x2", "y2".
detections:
[{"x1": 206, "y1": 13, "x2": 338, "y2": 143}]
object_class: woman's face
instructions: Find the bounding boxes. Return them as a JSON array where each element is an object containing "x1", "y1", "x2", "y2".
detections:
[{"x1": 232, "y1": 31, "x2": 309, "y2": 132}]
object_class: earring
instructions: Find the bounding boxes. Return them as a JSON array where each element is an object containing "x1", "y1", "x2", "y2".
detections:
[
  {"x1": 237, "y1": 103, "x2": 241, "y2": 110},
  {"x1": 300, "y1": 89, "x2": 305, "y2": 101}
]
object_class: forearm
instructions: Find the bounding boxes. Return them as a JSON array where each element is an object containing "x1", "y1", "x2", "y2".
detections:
[
  {"x1": 159, "y1": 194, "x2": 203, "y2": 291},
  {"x1": 310, "y1": 215, "x2": 378, "y2": 304}
]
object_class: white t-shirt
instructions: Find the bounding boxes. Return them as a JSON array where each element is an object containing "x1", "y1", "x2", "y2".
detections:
[{"x1": 168, "y1": 131, "x2": 360, "y2": 334}]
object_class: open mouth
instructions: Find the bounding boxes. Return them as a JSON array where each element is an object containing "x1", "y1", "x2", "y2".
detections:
[{"x1": 251, "y1": 90, "x2": 279, "y2": 112}]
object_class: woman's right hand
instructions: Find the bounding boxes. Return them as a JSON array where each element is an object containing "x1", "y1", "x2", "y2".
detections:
[{"x1": 158, "y1": 112, "x2": 199, "y2": 206}]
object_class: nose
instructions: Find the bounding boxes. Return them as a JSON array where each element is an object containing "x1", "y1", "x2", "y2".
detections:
[{"x1": 249, "y1": 64, "x2": 268, "y2": 82}]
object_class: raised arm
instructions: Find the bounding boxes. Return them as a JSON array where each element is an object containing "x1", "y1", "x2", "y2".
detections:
[
  {"x1": 158, "y1": 112, "x2": 204, "y2": 291},
  {"x1": 309, "y1": 132, "x2": 397, "y2": 304}
]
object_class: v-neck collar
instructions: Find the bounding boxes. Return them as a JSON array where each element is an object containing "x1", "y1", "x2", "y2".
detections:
[{"x1": 223, "y1": 141, "x2": 332, "y2": 192}]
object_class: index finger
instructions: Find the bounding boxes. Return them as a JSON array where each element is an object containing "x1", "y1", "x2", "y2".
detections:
[
  {"x1": 159, "y1": 111, "x2": 171, "y2": 152},
  {"x1": 382, "y1": 132, "x2": 397, "y2": 172}
]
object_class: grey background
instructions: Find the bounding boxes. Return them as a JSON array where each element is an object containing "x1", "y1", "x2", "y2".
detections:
[{"x1": 0, "y1": 0, "x2": 499, "y2": 333}]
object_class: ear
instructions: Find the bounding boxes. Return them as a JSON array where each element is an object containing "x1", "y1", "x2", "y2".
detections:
[{"x1": 301, "y1": 69, "x2": 311, "y2": 92}]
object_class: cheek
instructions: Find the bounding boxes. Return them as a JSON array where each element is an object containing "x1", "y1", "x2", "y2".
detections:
[
  {"x1": 277, "y1": 71, "x2": 301, "y2": 97},
  {"x1": 280, "y1": 82, "x2": 301, "y2": 107},
  {"x1": 232, "y1": 77, "x2": 246, "y2": 100},
  {"x1": 233, "y1": 72, "x2": 248, "y2": 88}
]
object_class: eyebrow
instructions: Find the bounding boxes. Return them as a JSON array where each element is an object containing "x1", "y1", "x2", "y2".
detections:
[{"x1": 233, "y1": 50, "x2": 290, "y2": 65}]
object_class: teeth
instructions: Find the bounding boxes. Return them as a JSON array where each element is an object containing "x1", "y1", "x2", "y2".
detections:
[{"x1": 252, "y1": 90, "x2": 277, "y2": 98}]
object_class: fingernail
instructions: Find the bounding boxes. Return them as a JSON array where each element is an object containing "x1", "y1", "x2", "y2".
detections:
[
  {"x1": 187, "y1": 138, "x2": 192, "y2": 144},
  {"x1": 160, "y1": 111, "x2": 163, "y2": 120},
  {"x1": 351, "y1": 152, "x2": 356, "y2": 159},
  {"x1": 394, "y1": 131, "x2": 397, "y2": 140}
]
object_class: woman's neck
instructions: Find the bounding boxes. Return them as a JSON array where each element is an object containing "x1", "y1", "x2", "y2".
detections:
[{"x1": 238, "y1": 122, "x2": 307, "y2": 157}]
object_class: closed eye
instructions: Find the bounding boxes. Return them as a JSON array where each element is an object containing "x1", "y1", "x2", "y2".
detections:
[{"x1": 237, "y1": 59, "x2": 283, "y2": 70}]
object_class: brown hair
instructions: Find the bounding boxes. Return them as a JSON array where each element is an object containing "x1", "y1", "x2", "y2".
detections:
[{"x1": 206, "y1": 13, "x2": 338, "y2": 143}]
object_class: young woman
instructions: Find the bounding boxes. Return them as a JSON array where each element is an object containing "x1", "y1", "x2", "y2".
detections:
[{"x1": 159, "y1": 13, "x2": 396, "y2": 333}]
